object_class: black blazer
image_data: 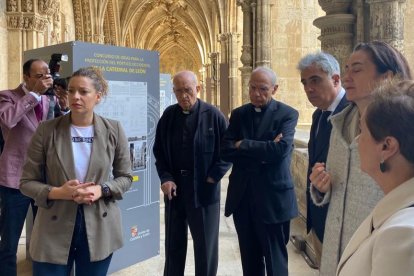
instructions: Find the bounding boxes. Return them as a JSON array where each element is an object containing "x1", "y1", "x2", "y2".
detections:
[
  {"x1": 153, "y1": 100, "x2": 231, "y2": 207},
  {"x1": 222, "y1": 99, "x2": 299, "y2": 224},
  {"x1": 306, "y1": 94, "x2": 348, "y2": 241}
]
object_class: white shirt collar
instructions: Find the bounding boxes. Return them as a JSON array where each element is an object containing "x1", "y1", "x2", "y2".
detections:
[
  {"x1": 327, "y1": 87, "x2": 345, "y2": 112},
  {"x1": 22, "y1": 83, "x2": 30, "y2": 94}
]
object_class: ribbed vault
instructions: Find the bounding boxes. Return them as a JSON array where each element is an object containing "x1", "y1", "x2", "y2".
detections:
[{"x1": 74, "y1": 0, "x2": 228, "y2": 79}]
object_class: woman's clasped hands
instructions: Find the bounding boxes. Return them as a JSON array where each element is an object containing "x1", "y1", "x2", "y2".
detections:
[{"x1": 50, "y1": 179, "x2": 103, "y2": 205}]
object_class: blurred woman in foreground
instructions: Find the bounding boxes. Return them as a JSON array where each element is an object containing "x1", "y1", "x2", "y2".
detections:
[
  {"x1": 20, "y1": 67, "x2": 132, "y2": 275},
  {"x1": 337, "y1": 80, "x2": 414, "y2": 276}
]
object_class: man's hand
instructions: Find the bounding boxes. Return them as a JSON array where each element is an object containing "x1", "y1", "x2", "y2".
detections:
[
  {"x1": 309, "y1": 162, "x2": 331, "y2": 193},
  {"x1": 161, "y1": 181, "x2": 177, "y2": 200},
  {"x1": 235, "y1": 140, "x2": 242, "y2": 148},
  {"x1": 55, "y1": 85, "x2": 69, "y2": 110},
  {"x1": 206, "y1": 176, "x2": 215, "y2": 184},
  {"x1": 73, "y1": 183, "x2": 102, "y2": 205},
  {"x1": 32, "y1": 74, "x2": 53, "y2": 95},
  {"x1": 274, "y1": 133, "x2": 283, "y2": 142}
]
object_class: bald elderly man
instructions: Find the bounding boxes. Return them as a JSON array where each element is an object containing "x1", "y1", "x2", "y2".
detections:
[{"x1": 153, "y1": 71, "x2": 230, "y2": 276}]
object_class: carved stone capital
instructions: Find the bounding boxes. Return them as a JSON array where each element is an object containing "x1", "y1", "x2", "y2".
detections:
[
  {"x1": 22, "y1": 0, "x2": 34, "y2": 12},
  {"x1": 314, "y1": 14, "x2": 355, "y2": 67},
  {"x1": 7, "y1": 0, "x2": 18, "y2": 12},
  {"x1": 237, "y1": 0, "x2": 252, "y2": 12},
  {"x1": 218, "y1": 33, "x2": 228, "y2": 42},
  {"x1": 209, "y1": 52, "x2": 219, "y2": 60},
  {"x1": 94, "y1": 34, "x2": 105, "y2": 44},
  {"x1": 6, "y1": 13, "x2": 48, "y2": 32},
  {"x1": 318, "y1": 0, "x2": 353, "y2": 14},
  {"x1": 314, "y1": 14, "x2": 355, "y2": 38},
  {"x1": 39, "y1": 0, "x2": 60, "y2": 17},
  {"x1": 240, "y1": 45, "x2": 253, "y2": 66}
]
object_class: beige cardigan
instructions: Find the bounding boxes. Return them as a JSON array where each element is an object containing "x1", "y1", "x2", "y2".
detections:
[{"x1": 310, "y1": 104, "x2": 383, "y2": 276}]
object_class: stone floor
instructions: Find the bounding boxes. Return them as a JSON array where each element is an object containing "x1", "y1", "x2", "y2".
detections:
[{"x1": 17, "y1": 173, "x2": 317, "y2": 276}]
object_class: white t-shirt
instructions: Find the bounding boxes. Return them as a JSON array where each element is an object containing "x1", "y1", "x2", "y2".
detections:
[{"x1": 71, "y1": 125, "x2": 94, "y2": 183}]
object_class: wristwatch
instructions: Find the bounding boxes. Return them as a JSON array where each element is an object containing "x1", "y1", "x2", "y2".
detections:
[{"x1": 100, "y1": 184, "x2": 112, "y2": 198}]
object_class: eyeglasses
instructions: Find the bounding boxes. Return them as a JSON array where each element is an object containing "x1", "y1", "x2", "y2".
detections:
[
  {"x1": 248, "y1": 83, "x2": 271, "y2": 94},
  {"x1": 174, "y1": 87, "x2": 194, "y2": 95}
]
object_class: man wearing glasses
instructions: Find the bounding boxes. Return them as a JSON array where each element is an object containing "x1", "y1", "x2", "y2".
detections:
[
  {"x1": 221, "y1": 67, "x2": 299, "y2": 276},
  {"x1": 153, "y1": 71, "x2": 230, "y2": 276},
  {"x1": 0, "y1": 59, "x2": 53, "y2": 276}
]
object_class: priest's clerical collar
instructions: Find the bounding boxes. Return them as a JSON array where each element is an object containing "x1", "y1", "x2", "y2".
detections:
[
  {"x1": 251, "y1": 101, "x2": 270, "y2": 113},
  {"x1": 181, "y1": 99, "x2": 199, "y2": 115}
]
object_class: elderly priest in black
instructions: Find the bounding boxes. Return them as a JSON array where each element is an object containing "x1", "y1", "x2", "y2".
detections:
[
  {"x1": 153, "y1": 70, "x2": 230, "y2": 276},
  {"x1": 221, "y1": 67, "x2": 299, "y2": 276}
]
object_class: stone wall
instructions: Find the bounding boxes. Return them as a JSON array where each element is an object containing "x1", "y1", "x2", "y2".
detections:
[
  {"x1": 0, "y1": 0, "x2": 75, "y2": 90},
  {"x1": 404, "y1": 0, "x2": 414, "y2": 68},
  {"x1": 291, "y1": 139, "x2": 309, "y2": 220},
  {"x1": 0, "y1": 2, "x2": 9, "y2": 90},
  {"x1": 270, "y1": 0, "x2": 323, "y2": 129}
]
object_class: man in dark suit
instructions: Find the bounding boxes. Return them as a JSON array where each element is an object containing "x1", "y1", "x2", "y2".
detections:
[
  {"x1": 0, "y1": 59, "x2": 53, "y2": 276},
  {"x1": 153, "y1": 70, "x2": 230, "y2": 276},
  {"x1": 292, "y1": 52, "x2": 348, "y2": 268},
  {"x1": 221, "y1": 67, "x2": 299, "y2": 276}
]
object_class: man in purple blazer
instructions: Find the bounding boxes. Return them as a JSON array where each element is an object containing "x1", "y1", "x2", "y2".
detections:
[{"x1": 0, "y1": 59, "x2": 53, "y2": 276}]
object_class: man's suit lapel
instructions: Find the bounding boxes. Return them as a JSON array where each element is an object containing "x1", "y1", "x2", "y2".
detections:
[
  {"x1": 308, "y1": 109, "x2": 321, "y2": 163},
  {"x1": 311, "y1": 95, "x2": 349, "y2": 163},
  {"x1": 255, "y1": 100, "x2": 277, "y2": 139},
  {"x1": 54, "y1": 115, "x2": 77, "y2": 180},
  {"x1": 85, "y1": 114, "x2": 108, "y2": 182},
  {"x1": 313, "y1": 115, "x2": 332, "y2": 162}
]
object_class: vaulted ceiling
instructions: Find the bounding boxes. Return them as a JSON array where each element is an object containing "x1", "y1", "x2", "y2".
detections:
[{"x1": 73, "y1": 0, "x2": 236, "y2": 76}]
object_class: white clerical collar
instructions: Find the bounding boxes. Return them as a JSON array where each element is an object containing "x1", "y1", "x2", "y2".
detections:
[{"x1": 254, "y1": 107, "x2": 262, "y2": 113}]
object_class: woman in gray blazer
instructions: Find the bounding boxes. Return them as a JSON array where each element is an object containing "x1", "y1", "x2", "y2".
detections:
[
  {"x1": 20, "y1": 67, "x2": 133, "y2": 276},
  {"x1": 337, "y1": 80, "x2": 414, "y2": 276}
]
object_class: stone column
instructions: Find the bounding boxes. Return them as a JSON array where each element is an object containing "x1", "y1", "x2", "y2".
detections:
[
  {"x1": 366, "y1": 0, "x2": 405, "y2": 51},
  {"x1": 209, "y1": 52, "x2": 219, "y2": 106},
  {"x1": 314, "y1": 0, "x2": 355, "y2": 69},
  {"x1": 199, "y1": 65, "x2": 207, "y2": 101},
  {"x1": 255, "y1": 0, "x2": 271, "y2": 67},
  {"x1": 218, "y1": 33, "x2": 228, "y2": 63},
  {"x1": 203, "y1": 63, "x2": 211, "y2": 102},
  {"x1": 218, "y1": 33, "x2": 230, "y2": 115},
  {"x1": 237, "y1": 0, "x2": 253, "y2": 104},
  {"x1": 228, "y1": 33, "x2": 241, "y2": 110}
]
